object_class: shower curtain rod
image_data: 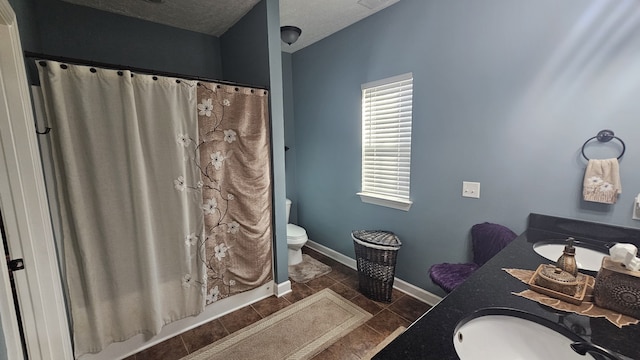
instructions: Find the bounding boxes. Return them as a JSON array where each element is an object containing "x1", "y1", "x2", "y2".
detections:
[{"x1": 24, "y1": 51, "x2": 269, "y2": 90}]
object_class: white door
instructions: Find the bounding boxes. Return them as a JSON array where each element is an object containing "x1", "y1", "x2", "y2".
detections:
[{"x1": 0, "y1": 1, "x2": 73, "y2": 359}]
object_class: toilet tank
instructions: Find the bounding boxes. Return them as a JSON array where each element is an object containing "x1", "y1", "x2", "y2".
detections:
[{"x1": 285, "y1": 198, "x2": 292, "y2": 223}]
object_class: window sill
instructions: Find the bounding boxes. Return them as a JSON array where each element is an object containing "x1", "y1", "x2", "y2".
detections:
[{"x1": 357, "y1": 192, "x2": 412, "y2": 211}]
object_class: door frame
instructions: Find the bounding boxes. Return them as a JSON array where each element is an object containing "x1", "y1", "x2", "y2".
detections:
[{"x1": 0, "y1": 1, "x2": 73, "y2": 359}]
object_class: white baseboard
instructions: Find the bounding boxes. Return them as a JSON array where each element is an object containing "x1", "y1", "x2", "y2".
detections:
[
  {"x1": 305, "y1": 240, "x2": 442, "y2": 307},
  {"x1": 275, "y1": 280, "x2": 292, "y2": 297},
  {"x1": 306, "y1": 240, "x2": 357, "y2": 268},
  {"x1": 393, "y1": 278, "x2": 442, "y2": 306}
]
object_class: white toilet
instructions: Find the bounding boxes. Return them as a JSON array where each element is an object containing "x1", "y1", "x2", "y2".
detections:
[{"x1": 286, "y1": 198, "x2": 308, "y2": 266}]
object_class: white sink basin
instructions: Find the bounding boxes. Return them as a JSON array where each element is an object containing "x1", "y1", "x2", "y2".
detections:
[
  {"x1": 533, "y1": 242, "x2": 607, "y2": 271},
  {"x1": 454, "y1": 309, "x2": 595, "y2": 360}
]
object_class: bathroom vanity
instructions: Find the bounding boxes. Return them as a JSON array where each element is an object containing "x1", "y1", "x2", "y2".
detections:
[{"x1": 374, "y1": 214, "x2": 640, "y2": 360}]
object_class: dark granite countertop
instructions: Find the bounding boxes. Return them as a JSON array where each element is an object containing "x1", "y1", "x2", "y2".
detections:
[{"x1": 374, "y1": 214, "x2": 640, "y2": 360}]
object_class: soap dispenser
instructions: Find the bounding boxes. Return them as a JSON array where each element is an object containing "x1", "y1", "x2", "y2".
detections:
[{"x1": 556, "y1": 237, "x2": 578, "y2": 277}]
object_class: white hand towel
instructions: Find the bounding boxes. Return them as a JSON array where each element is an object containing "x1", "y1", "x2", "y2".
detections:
[{"x1": 583, "y1": 158, "x2": 621, "y2": 204}]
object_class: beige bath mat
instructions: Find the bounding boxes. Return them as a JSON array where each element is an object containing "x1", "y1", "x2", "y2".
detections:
[
  {"x1": 289, "y1": 254, "x2": 332, "y2": 283},
  {"x1": 180, "y1": 289, "x2": 371, "y2": 360}
]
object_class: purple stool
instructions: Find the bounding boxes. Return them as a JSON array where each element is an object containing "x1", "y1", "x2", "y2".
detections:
[{"x1": 429, "y1": 222, "x2": 517, "y2": 293}]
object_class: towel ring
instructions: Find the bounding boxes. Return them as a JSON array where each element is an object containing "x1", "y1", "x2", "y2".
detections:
[{"x1": 581, "y1": 129, "x2": 625, "y2": 161}]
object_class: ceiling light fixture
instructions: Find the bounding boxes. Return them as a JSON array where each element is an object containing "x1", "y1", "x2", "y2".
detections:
[{"x1": 280, "y1": 26, "x2": 302, "y2": 45}]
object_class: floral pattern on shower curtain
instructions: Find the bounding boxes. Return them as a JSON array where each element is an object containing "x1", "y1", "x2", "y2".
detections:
[{"x1": 193, "y1": 82, "x2": 273, "y2": 303}]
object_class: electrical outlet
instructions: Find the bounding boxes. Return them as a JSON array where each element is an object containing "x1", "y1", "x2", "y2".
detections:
[
  {"x1": 633, "y1": 195, "x2": 640, "y2": 220},
  {"x1": 462, "y1": 181, "x2": 480, "y2": 199}
]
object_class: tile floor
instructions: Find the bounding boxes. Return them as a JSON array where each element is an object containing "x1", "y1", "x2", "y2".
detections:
[{"x1": 126, "y1": 247, "x2": 431, "y2": 360}]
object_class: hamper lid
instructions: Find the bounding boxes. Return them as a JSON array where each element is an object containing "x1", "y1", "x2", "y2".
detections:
[{"x1": 351, "y1": 230, "x2": 401, "y2": 248}]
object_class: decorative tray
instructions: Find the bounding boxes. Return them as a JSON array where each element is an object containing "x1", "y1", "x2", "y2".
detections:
[{"x1": 528, "y1": 264, "x2": 588, "y2": 305}]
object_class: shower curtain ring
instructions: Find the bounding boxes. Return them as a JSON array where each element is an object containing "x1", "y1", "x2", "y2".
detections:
[{"x1": 36, "y1": 126, "x2": 51, "y2": 135}]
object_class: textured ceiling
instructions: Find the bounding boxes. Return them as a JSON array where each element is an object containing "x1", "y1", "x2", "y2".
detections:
[
  {"x1": 61, "y1": 0, "x2": 400, "y2": 53},
  {"x1": 61, "y1": 0, "x2": 261, "y2": 37}
]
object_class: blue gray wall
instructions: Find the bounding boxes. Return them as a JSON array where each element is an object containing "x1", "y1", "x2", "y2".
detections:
[
  {"x1": 14, "y1": 0, "x2": 222, "y2": 78},
  {"x1": 290, "y1": 0, "x2": 640, "y2": 296},
  {"x1": 264, "y1": 0, "x2": 288, "y2": 285},
  {"x1": 282, "y1": 52, "x2": 298, "y2": 224},
  {"x1": 220, "y1": 1, "x2": 269, "y2": 87},
  {"x1": 8, "y1": 0, "x2": 40, "y2": 52}
]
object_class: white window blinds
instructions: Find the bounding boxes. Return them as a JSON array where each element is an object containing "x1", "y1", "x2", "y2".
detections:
[{"x1": 359, "y1": 73, "x2": 413, "y2": 211}]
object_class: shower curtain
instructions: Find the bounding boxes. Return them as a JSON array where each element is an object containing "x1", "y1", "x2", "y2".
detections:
[
  {"x1": 195, "y1": 82, "x2": 272, "y2": 303},
  {"x1": 37, "y1": 61, "x2": 272, "y2": 358}
]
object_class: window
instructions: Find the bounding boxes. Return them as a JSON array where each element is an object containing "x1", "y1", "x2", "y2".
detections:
[{"x1": 358, "y1": 73, "x2": 413, "y2": 211}]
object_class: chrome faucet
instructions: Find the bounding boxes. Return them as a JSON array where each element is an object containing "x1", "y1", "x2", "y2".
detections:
[{"x1": 570, "y1": 342, "x2": 623, "y2": 360}]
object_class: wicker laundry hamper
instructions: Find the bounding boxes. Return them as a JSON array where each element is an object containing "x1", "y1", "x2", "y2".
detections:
[{"x1": 352, "y1": 230, "x2": 402, "y2": 302}]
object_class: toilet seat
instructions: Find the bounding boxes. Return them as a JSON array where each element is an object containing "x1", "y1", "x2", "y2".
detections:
[{"x1": 287, "y1": 223, "x2": 307, "y2": 244}]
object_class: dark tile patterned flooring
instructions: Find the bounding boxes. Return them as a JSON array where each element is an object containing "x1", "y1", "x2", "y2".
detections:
[{"x1": 126, "y1": 247, "x2": 431, "y2": 360}]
